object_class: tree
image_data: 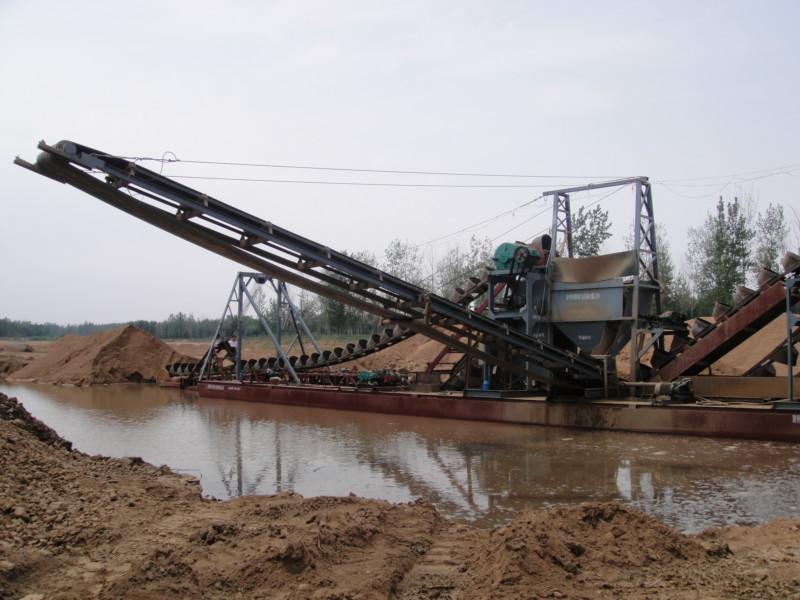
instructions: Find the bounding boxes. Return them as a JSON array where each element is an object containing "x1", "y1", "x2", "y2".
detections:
[
  {"x1": 572, "y1": 205, "x2": 612, "y2": 257},
  {"x1": 652, "y1": 225, "x2": 679, "y2": 312},
  {"x1": 669, "y1": 272, "x2": 696, "y2": 316},
  {"x1": 318, "y1": 249, "x2": 379, "y2": 336},
  {"x1": 752, "y1": 203, "x2": 788, "y2": 273},
  {"x1": 382, "y1": 239, "x2": 425, "y2": 287},
  {"x1": 297, "y1": 289, "x2": 322, "y2": 333},
  {"x1": 791, "y1": 206, "x2": 800, "y2": 250},
  {"x1": 623, "y1": 224, "x2": 681, "y2": 313},
  {"x1": 434, "y1": 235, "x2": 493, "y2": 295},
  {"x1": 686, "y1": 196, "x2": 755, "y2": 313}
]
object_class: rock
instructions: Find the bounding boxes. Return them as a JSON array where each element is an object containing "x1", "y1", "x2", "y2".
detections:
[
  {"x1": 83, "y1": 561, "x2": 105, "y2": 573},
  {"x1": 20, "y1": 595, "x2": 45, "y2": 600},
  {"x1": 0, "y1": 560, "x2": 15, "y2": 572}
]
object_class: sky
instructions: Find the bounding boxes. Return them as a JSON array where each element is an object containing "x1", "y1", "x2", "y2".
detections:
[{"x1": 1, "y1": 0, "x2": 799, "y2": 324}]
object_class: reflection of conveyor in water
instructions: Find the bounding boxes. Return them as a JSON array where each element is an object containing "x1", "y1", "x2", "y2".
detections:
[
  {"x1": 344, "y1": 432, "x2": 482, "y2": 517},
  {"x1": 192, "y1": 396, "x2": 800, "y2": 527},
  {"x1": 200, "y1": 397, "x2": 484, "y2": 512},
  {"x1": 209, "y1": 414, "x2": 298, "y2": 498}
]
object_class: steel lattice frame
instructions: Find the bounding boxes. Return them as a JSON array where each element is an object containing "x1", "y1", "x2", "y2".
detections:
[{"x1": 544, "y1": 177, "x2": 662, "y2": 380}]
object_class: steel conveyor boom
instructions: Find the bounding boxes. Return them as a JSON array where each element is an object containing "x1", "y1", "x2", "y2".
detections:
[{"x1": 15, "y1": 140, "x2": 603, "y2": 390}]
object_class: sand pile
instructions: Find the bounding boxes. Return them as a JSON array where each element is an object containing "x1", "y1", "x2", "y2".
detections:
[
  {"x1": 9, "y1": 325, "x2": 191, "y2": 385},
  {"x1": 0, "y1": 342, "x2": 34, "y2": 353},
  {"x1": 350, "y1": 335, "x2": 445, "y2": 372},
  {"x1": 463, "y1": 503, "x2": 710, "y2": 597},
  {"x1": 0, "y1": 354, "x2": 35, "y2": 379},
  {"x1": 0, "y1": 341, "x2": 50, "y2": 380}
]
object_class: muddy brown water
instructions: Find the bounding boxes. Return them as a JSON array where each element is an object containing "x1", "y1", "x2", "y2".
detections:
[{"x1": 2, "y1": 382, "x2": 799, "y2": 532}]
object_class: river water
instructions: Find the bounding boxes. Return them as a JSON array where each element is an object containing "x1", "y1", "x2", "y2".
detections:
[{"x1": 2, "y1": 382, "x2": 799, "y2": 532}]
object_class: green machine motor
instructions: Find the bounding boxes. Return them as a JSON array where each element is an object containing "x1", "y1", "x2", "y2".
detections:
[{"x1": 493, "y1": 242, "x2": 540, "y2": 272}]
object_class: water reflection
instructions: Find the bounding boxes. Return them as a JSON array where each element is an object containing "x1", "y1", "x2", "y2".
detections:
[{"x1": 2, "y1": 382, "x2": 799, "y2": 532}]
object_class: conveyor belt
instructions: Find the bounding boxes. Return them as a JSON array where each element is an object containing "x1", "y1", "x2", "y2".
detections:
[
  {"x1": 16, "y1": 140, "x2": 604, "y2": 390},
  {"x1": 654, "y1": 254, "x2": 800, "y2": 381}
]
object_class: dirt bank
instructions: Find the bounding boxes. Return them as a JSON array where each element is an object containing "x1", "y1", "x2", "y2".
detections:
[
  {"x1": 0, "y1": 341, "x2": 51, "y2": 381},
  {"x1": 1, "y1": 393, "x2": 798, "y2": 599},
  {"x1": 8, "y1": 326, "x2": 193, "y2": 385}
]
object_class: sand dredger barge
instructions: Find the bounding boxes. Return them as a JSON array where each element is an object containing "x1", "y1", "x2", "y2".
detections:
[{"x1": 15, "y1": 140, "x2": 800, "y2": 441}]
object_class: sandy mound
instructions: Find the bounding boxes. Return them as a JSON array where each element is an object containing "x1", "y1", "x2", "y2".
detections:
[
  {"x1": 0, "y1": 341, "x2": 51, "y2": 380},
  {"x1": 9, "y1": 325, "x2": 191, "y2": 385},
  {"x1": 0, "y1": 354, "x2": 35, "y2": 379},
  {"x1": 464, "y1": 503, "x2": 710, "y2": 597},
  {"x1": 0, "y1": 392, "x2": 438, "y2": 600},
  {"x1": 0, "y1": 342, "x2": 34, "y2": 353},
  {"x1": 348, "y1": 335, "x2": 445, "y2": 372}
]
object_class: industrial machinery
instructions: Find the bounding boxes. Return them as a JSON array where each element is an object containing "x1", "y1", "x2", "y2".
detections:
[{"x1": 14, "y1": 140, "x2": 800, "y2": 408}]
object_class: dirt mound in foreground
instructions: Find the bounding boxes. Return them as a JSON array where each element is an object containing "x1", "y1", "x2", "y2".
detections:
[
  {"x1": 464, "y1": 503, "x2": 710, "y2": 597},
  {"x1": 1, "y1": 392, "x2": 798, "y2": 599},
  {"x1": 0, "y1": 393, "x2": 438, "y2": 599},
  {"x1": 9, "y1": 325, "x2": 192, "y2": 385}
]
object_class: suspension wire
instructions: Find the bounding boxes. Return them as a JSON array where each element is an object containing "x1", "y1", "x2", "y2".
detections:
[
  {"x1": 655, "y1": 166, "x2": 800, "y2": 199},
  {"x1": 93, "y1": 151, "x2": 629, "y2": 180},
  {"x1": 654, "y1": 162, "x2": 800, "y2": 185},
  {"x1": 94, "y1": 150, "x2": 800, "y2": 187},
  {"x1": 167, "y1": 174, "x2": 580, "y2": 189},
  {"x1": 415, "y1": 195, "x2": 545, "y2": 247}
]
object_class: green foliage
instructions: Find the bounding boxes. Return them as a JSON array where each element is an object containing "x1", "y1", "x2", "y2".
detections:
[
  {"x1": 434, "y1": 235, "x2": 493, "y2": 295},
  {"x1": 654, "y1": 226, "x2": 679, "y2": 312},
  {"x1": 383, "y1": 239, "x2": 425, "y2": 287},
  {"x1": 572, "y1": 205, "x2": 612, "y2": 257},
  {"x1": 686, "y1": 196, "x2": 755, "y2": 313},
  {"x1": 317, "y1": 249, "x2": 379, "y2": 336},
  {"x1": 752, "y1": 202, "x2": 788, "y2": 273},
  {"x1": 0, "y1": 314, "x2": 226, "y2": 340}
]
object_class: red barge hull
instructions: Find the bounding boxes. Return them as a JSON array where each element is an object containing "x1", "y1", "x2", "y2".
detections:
[{"x1": 198, "y1": 381, "x2": 800, "y2": 442}]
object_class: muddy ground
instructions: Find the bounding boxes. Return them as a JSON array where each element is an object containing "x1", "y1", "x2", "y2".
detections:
[{"x1": 1, "y1": 392, "x2": 799, "y2": 599}]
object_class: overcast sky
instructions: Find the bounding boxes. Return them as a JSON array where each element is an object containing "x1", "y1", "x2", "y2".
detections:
[{"x1": 2, "y1": 1, "x2": 799, "y2": 324}]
